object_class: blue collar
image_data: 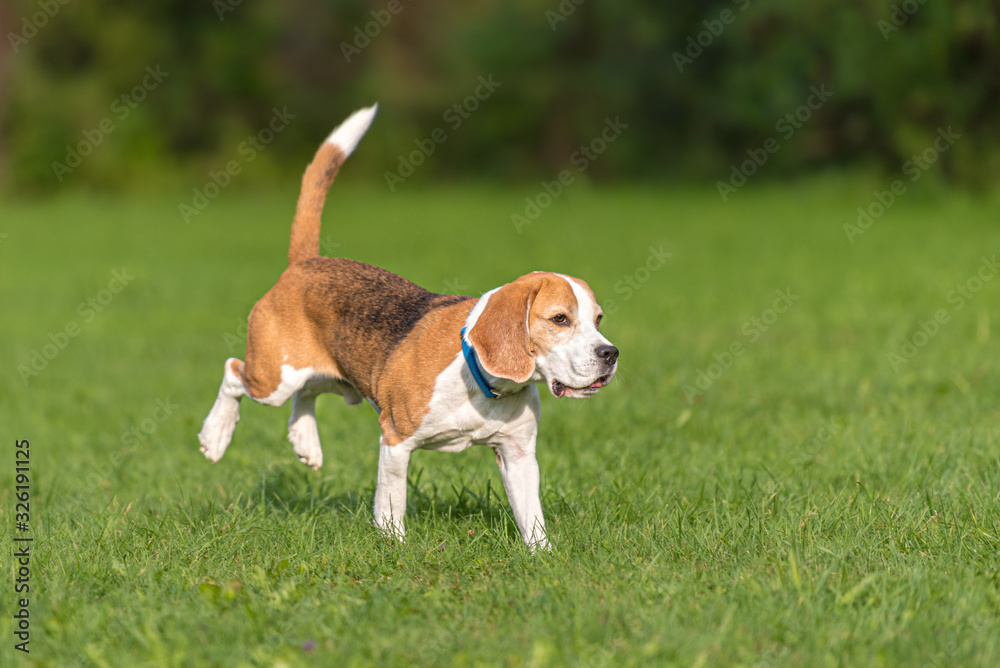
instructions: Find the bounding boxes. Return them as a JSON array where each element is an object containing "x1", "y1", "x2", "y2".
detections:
[{"x1": 460, "y1": 326, "x2": 500, "y2": 398}]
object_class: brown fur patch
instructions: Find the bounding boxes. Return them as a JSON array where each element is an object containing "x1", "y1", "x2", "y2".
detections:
[
  {"x1": 468, "y1": 275, "x2": 544, "y2": 383},
  {"x1": 228, "y1": 358, "x2": 246, "y2": 380},
  {"x1": 376, "y1": 299, "x2": 476, "y2": 445},
  {"x1": 288, "y1": 142, "x2": 345, "y2": 265},
  {"x1": 240, "y1": 269, "x2": 346, "y2": 400},
  {"x1": 525, "y1": 274, "x2": 580, "y2": 357}
]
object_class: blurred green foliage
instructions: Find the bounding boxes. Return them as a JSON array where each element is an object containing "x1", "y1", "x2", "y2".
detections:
[{"x1": 1, "y1": 0, "x2": 998, "y2": 191}]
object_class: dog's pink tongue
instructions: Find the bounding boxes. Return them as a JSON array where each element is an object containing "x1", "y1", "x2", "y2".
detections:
[{"x1": 588, "y1": 379, "x2": 604, "y2": 388}]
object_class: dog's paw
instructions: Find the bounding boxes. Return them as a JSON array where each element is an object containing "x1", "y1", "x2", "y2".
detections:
[
  {"x1": 528, "y1": 539, "x2": 552, "y2": 553},
  {"x1": 288, "y1": 421, "x2": 323, "y2": 471},
  {"x1": 373, "y1": 520, "x2": 406, "y2": 543},
  {"x1": 296, "y1": 449, "x2": 323, "y2": 471},
  {"x1": 198, "y1": 420, "x2": 235, "y2": 463},
  {"x1": 199, "y1": 395, "x2": 241, "y2": 463}
]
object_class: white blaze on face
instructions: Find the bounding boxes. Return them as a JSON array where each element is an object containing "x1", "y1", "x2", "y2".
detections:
[{"x1": 533, "y1": 275, "x2": 616, "y2": 396}]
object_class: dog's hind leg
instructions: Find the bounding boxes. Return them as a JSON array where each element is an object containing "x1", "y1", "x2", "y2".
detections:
[
  {"x1": 199, "y1": 358, "x2": 247, "y2": 463},
  {"x1": 287, "y1": 377, "x2": 362, "y2": 471},
  {"x1": 288, "y1": 389, "x2": 323, "y2": 470}
]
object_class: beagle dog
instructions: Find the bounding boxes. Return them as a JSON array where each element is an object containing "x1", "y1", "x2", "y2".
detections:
[{"x1": 198, "y1": 105, "x2": 618, "y2": 549}]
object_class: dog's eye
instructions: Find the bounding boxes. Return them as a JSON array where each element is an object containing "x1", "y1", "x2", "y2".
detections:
[
  {"x1": 595, "y1": 314, "x2": 603, "y2": 329},
  {"x1": 550, "y1": 314, "x2": 569, "y2": 325}
]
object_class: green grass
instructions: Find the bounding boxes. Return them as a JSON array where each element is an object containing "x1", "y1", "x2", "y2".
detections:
[{"x1": 2, "y1": 178, "x2": 1000, "y2": 667}]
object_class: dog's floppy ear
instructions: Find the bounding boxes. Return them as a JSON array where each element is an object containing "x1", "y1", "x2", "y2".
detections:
[{"x1": 468, "y1": 278, "x2": 542, "y2": 383}]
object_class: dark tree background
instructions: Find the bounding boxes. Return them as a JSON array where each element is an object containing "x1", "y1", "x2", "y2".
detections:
[{"x1": 1, "y1": 0, "x2": 998, "y2": 191}]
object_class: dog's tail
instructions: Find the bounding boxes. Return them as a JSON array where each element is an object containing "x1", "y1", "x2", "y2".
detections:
[{"x1": 288, "y1": 104, "x2": 378, "y2": 265}]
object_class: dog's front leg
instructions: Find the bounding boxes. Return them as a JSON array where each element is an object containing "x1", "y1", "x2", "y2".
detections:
[
  {"x1": 373, "y1": 438, "x2": 411, "y2": 540},
  {"x1": 496, "y1": 440, "x2": 549, "y2": 551}
]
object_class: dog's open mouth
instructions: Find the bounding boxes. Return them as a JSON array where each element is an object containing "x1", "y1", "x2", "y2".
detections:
[{"x1": 551, "y1": 375, "x2": 612, "y2": 398}]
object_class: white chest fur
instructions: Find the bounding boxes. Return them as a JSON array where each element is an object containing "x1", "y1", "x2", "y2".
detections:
[
  {"x1": 406, "y1": 354, "x2": 541, "y2": 453},
  {"x1": 373, "y1": 353, "x2": 549, "y2": 549}
]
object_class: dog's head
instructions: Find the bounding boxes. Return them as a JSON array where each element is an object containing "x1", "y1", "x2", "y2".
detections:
[{"x1": 465, "y1": 272, "x2": 618, "y2": 398}]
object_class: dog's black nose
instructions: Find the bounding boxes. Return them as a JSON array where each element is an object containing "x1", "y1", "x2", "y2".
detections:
[{"x1": 595, "y1": 344, "x2": 619, "y2": 366}]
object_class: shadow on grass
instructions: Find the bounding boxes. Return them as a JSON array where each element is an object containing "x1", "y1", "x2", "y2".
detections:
[{"x1": 249, "y1": 463, "x2": 521, "y2": 538}]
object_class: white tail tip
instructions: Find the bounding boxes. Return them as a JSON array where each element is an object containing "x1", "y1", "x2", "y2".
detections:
[{"x1": 326, "y1": 103, "x2": 378, "y2": 157}]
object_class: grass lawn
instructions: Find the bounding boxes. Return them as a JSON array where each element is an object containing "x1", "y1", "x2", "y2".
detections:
[{"x1": 2, "y1": 178, "x2": 1000, "y2": 666}]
